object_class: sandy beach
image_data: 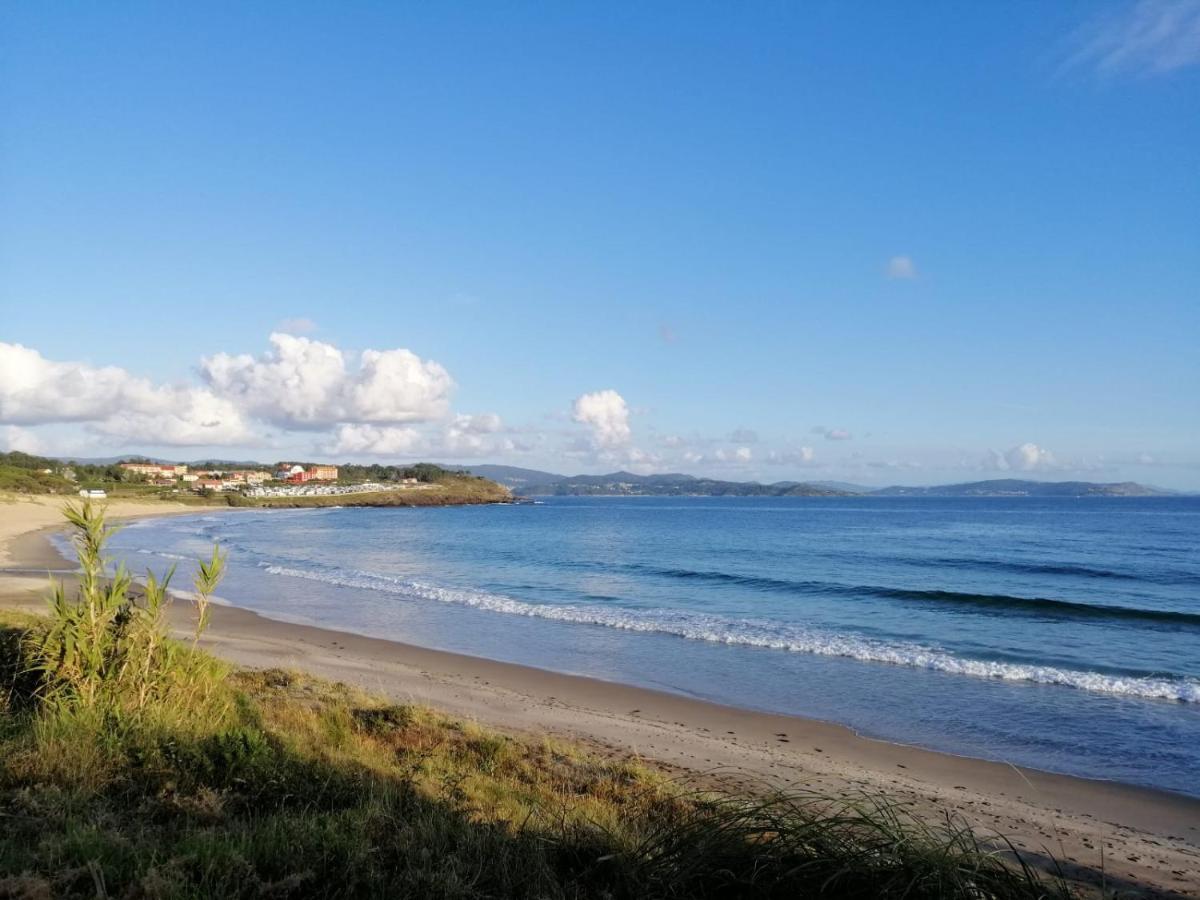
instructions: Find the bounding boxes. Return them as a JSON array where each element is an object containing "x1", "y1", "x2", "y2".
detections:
[{"x1": 2, "y1": 495, "x2": 1197, "y2": 897}]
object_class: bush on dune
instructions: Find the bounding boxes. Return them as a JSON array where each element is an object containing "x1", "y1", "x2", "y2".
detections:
[{"x1": 0, "y1": 505, "x2": 1071, "y2": 899}]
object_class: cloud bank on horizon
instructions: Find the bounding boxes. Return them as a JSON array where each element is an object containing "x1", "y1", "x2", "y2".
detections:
[{"x1": 0, "y1": 334, "x2": 1178, "y2": 486}]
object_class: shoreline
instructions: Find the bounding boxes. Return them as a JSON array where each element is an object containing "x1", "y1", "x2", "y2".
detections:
[{"x1": 2, "y1": 497, "x2": 1198, "y2": 896}]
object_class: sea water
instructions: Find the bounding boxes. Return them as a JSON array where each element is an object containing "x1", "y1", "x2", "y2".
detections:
[{"x1": 97, "y1": 496, "x2": 1200, "y2": 797}]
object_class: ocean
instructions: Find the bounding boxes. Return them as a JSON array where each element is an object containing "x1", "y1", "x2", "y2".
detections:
[{"x1": 95, "y1": 496, "x2": 1200, "y2": 797}]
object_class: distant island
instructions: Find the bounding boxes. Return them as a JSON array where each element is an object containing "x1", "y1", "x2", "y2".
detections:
[{"x1": 463, "y1": 466, "x2": 1176, "y2": 499}]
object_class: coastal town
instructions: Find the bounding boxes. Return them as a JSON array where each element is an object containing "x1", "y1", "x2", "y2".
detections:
[
  {"x1": 72, "y1": 460, "x2": 436, "y2": 501},
  {"x1": 116, "y1": 461, "x2": 344, "y2": 492}
]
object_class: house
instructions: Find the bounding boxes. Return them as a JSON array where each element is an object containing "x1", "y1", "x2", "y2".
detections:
[
  {"x1": 119, "y1": 462, "x2": 164, "y2": 477},
  {"x1": 119, "y1": 462, "x2": 188, "y2": 479},
  {"x1": 308, "y1": 465, "x2": 338, "y2": 481},
  {"x1": 194, "y1": 479, "x2": 224, "y2": 492}
]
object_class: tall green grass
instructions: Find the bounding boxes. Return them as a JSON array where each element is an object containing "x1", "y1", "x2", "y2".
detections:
[
  {"x1": 0, "y1": 505, "x2": 1075, "y2": 898},
  {"x1": 28, "y1": 501, "x2": 228, "y2": 722}
]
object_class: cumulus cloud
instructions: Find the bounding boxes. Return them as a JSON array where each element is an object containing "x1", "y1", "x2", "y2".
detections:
[
  {"x1": 200, "y1": 333, "x2": 454, "y2": 429},
  {"x1": 90, "y1": 391, "x2": 256, "y2": 446},
  {"x1": 0, "y1": 334, "x2": 461, "y2": 449},
  {"x1": 571, "y1": 389, "x2": 632, "y2": 448},
  {"x1": 277, "y1": 317, "x2": 318, "y2": 335},
  {"x1": 328, "y1": 413, "x2": 509, "y2": 459},
  {"x1": 1066, "y1": 0, "x2": 1200, "y2": 76},
  {"x1": 441, "y1": 413, "x2": 507, "y2": 456},
  {"x1": 715, "y1": 446, "x2": 753, "y2": 463},
  {"x1": 985, "y1": 442, "x2": 1058, "y2": 472},
  {"x1": 886, "y1": 255, "x2": 917, "y2": 279},
  {"x1": 327, "y1": 424, "x2": 423, "y2": 456},
  {"x1": 1, "y1": 425, "x2": 43, "y2": 454},
  {"x1": 0, "y1": 341, "x2": 253, "y2": 445},
  {"x1": 765, "y1": 447, "x2": 816, "y2": 465},
  {"x1": 823, "y1": 428, "x2": 852, "y2": 441}
]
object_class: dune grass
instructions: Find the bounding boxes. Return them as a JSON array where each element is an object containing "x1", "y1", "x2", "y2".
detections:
[{"x1": 0, "y1": 505, "x2": 1073, "y2": 899}]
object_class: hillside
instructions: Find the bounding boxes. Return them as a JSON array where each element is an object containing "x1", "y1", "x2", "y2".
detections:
[
  {"x1": 871, "y1": 479, "x2": 1174, "y2": 498},
  {"x1": 236, "y1": 472, "x2": 510, "y2": 508},
  {"x1": 515, "y1": 471, "x2": 851, "y2": 497},
  {"x1": 0, "y1": 453, "x2": 510, "y2": 508},
  {"x1": 454, "y1": 464, "x2": 565, "y2": 491},
  {"x1": 462, "y1": 465, "x2": 1173, "y2": 499}
]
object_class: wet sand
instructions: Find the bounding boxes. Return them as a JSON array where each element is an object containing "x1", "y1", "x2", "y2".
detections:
[{"x1": 2, "y1": 495, "x2": 1197, "y2": 897}]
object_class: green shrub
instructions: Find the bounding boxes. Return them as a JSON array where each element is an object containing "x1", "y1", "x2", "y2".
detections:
[{"x1": 27, "y1": 502, "x2": 228, "y2": 720}]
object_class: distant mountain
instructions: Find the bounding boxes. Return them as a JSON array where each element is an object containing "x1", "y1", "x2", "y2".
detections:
[
  {"x1": 460, "y1": 465, "x2": 567, "y2": 490},
  {"x1": 870, "y1": 479, "x2": 1173, "y2": 498},
  {"x1": 516, "y1": 471, "x2": 850, "y2": 497},
  {"x1": 502, "y1": 472, "x2": 1175, "y2": 498},
  {"x1": 807, "y1": 480, "x2": 874, "y2": 494}
]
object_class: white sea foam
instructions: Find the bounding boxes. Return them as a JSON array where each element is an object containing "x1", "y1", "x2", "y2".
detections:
[
  {"x1": 136, "y1": 548, "x2": 190, "y2": 561},
  {"x1": 261, "y1": 564, "x2": 1200, "y2": 704}
]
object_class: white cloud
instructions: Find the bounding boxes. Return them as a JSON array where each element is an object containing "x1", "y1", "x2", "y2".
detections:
[
  {"x1": 90, "y1": 390, "x2": 256, "y2": 446},
  {"x1": 715, "y1": 446, "x2": 753, "y2": 463},
  {"x1": 201, "y1": 333, "x2": 454, "y2": 429},
  {"x1": 1066, "y1": 0, "x2": 1200, "y2": 76},
  {"x1": 277, "y1": 317, "x2": 318, "y2": 334},
  {"x1": 328, "y1": 424, "x2": 423, "y2": 456},
  {"x1": 1, "y1": 334, "x2": 455, "y2": 449},
  {"x1": 571, "y1": 389, "x2": 632, "y2": 448},
  {"x1": 728, "y1": 428, "x2": 759, "y2": 444},
  {"x1": 441, "y1": 414, "x2": 506, "y2": 456},
  {"x1": 1, "y1": 425, "x2": 44, "y2": 455},
  {"x1": 986, "y1": 442, "x2": 1058, "y2": 472},
  {"x1": 886, "y1": 255, "x2": 917, "y2": 280},
  {"x1": 0, "y1": 341, "x2": 143, "y2": 424},
  {"x1": 823, "y1": 428, "x2": 852, "y2": 441},
  {"x1": 328, "y1": 413, "x2": 509, "y2": 459},
  {"x1": 765, "y1": 447, "x2": 816, "y2": 465},
  {"x1": 0, "y1": 341, "x2": 253, "y2": 445}
]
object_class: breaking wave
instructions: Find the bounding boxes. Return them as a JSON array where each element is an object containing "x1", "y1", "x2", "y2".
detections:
[{"x1": 260, "y1": 563, "x2": 1200, "y2": 704}]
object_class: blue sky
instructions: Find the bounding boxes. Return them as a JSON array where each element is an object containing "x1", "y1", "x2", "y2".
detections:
[{"x1": 2, "y1": 2, "x2": 1198, "y2": 487}]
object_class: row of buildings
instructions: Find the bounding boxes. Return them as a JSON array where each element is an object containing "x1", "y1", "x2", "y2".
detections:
[
  {"x1": 275, "y1": 464, "x2": 339, "y2": 483},
  {"x1": 119, "y1": 462, "x2": 339, "y2": 492}
]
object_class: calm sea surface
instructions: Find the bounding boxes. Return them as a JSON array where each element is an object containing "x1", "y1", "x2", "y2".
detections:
[{"x1": 97, "y1": 497, "x2": 1200, "y2": 796}]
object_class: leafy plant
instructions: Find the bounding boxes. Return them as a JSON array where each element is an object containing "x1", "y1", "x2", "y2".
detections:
[{"x1": 27, "y1": 501, "x2": 227, "y2": 719}]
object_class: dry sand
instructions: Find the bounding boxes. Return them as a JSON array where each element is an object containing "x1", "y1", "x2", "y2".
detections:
[{"x1": 2, "y1": 495, "x2": 1197, "y2": 897}]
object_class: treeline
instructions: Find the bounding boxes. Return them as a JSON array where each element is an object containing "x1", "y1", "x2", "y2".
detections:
[
  {"x1": 0, "y1": 451, "x2": 491, "y2": 496},
  {"x1": 336, "y1": 462, "x2": 475, "y2": 484},
  {"x1": 0, "y1": 451, "x2": 143, "y2": 494}
]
